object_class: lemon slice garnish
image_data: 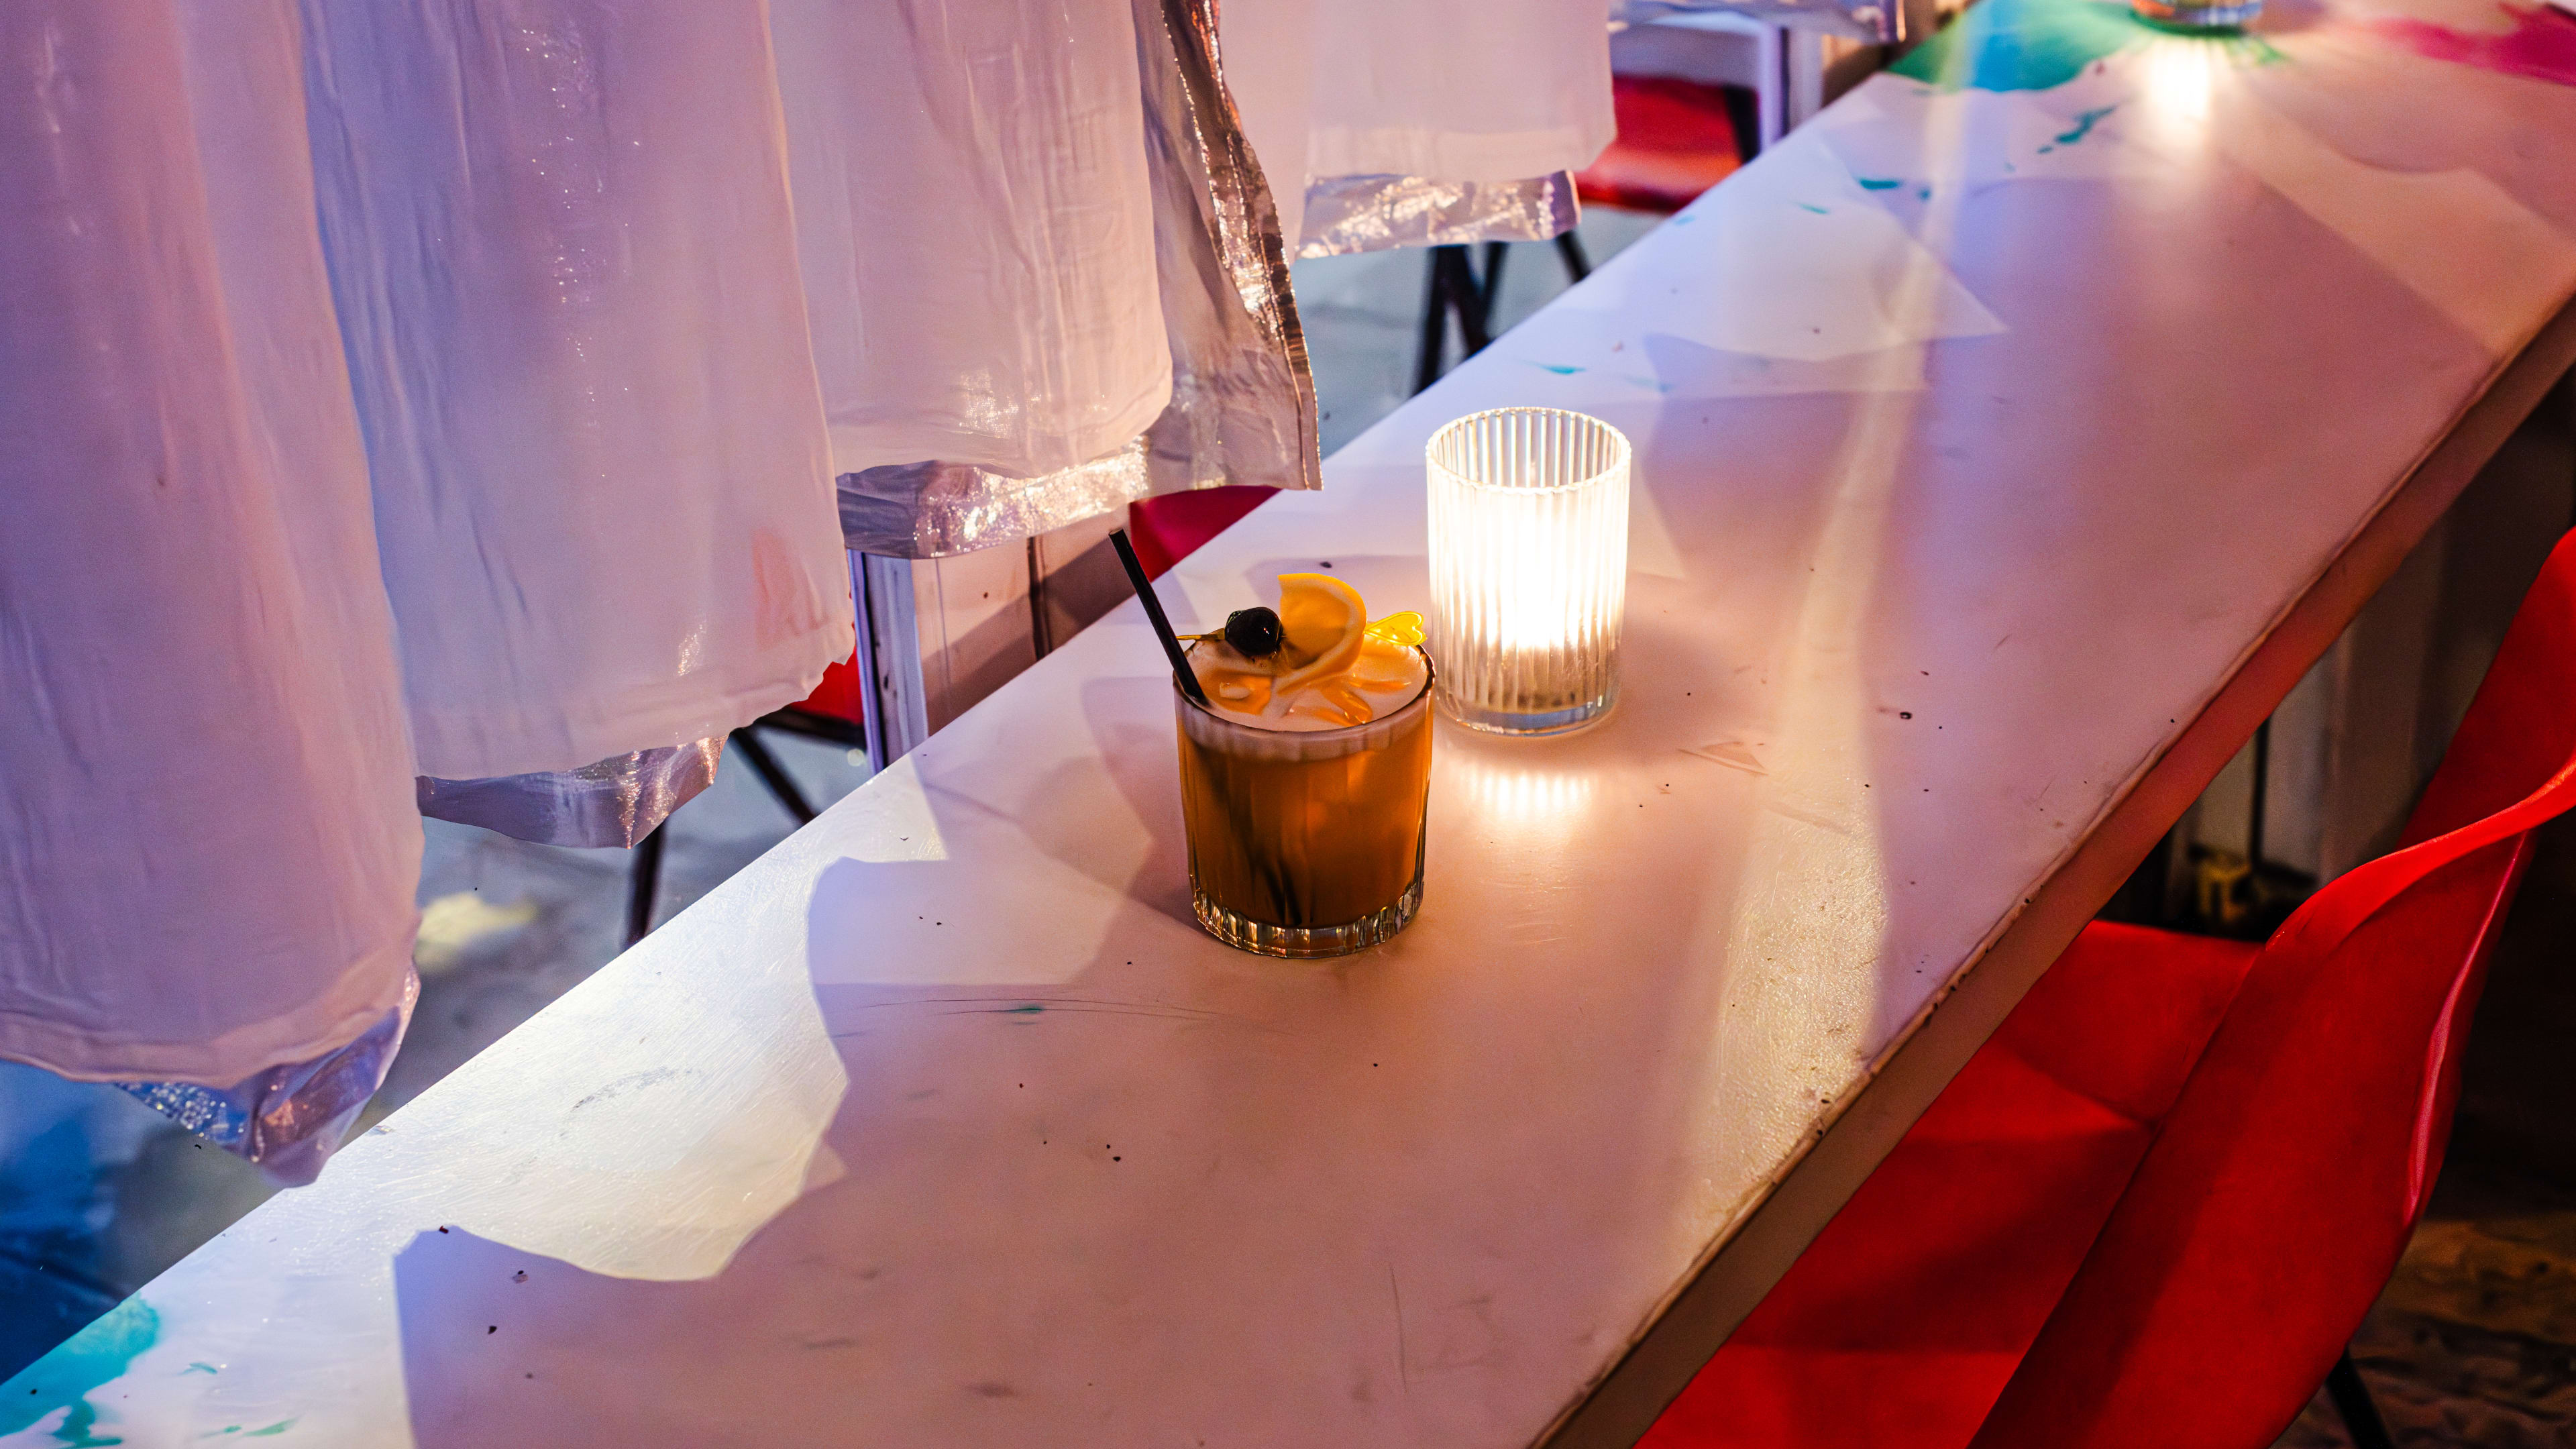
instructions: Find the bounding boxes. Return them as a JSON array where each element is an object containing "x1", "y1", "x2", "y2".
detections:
[{"x1": 1269, "y1": 573, "x2": 1369, "y2": 707}]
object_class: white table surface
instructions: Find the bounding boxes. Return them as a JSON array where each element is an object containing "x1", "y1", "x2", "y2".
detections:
[{"x1": 11, "y1": 1, "x2": 2576, "y2": 1444}]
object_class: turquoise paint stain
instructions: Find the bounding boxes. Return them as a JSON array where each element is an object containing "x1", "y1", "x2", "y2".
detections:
[
  {"x1": 1004, "y1": 1004, "x2": 1044, "y2": 1017},
  {"x1": 1, "y1": 1297, "x2": 158, "y2": 1443},
  {"x1": 1889, "y1": 0, "x2": 2157, "y2": 91},
  {"x1": 1527, "y1": 362, "x2": 1585, "y2": 375},
  {"x1": 1796, "y1": 202, "x2": 1830, "y2": 214},
  {"x1": 1856, "y1": 176, "x2": 1903, "y2": 190},
  {"x1": 1917, "y1": 185, "x2": 1933, "y2": 199},
  {"x1": 182, "y1": 1365, "x2": 219, "y2": 1377},
  {"x1": 2054, "y1": 104, "x2": 2116, "y2": 144},
  {"x1": 243, "y1": 1422, "x2": 295, "y2": 1438}
]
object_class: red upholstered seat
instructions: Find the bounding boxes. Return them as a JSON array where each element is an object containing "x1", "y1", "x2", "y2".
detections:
[
  {"x1": 1574, "y1": 74, "x2": 1746, "y2": 216},
  {"x1": 1646, "y1": 529, "x2": 2576, "y2": 1449}
]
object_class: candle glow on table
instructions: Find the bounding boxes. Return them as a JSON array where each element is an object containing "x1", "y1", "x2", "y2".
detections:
[{"x1": 1427, "y1": 407, "x2": 1631, "y2": 735}]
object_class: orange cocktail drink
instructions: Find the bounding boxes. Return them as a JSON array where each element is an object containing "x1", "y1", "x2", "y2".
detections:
[{"x1": 1174, "y1": 575, "x2": 1432, "y2": 957}]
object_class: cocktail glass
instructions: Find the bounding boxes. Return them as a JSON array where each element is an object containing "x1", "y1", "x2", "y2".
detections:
[{"x1": 1174, "y1": 643, "x2": 1434, "y2": 957}]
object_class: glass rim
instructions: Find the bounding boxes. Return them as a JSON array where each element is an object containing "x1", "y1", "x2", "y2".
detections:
[
  {"x1": 1425, "y1": 406, "x2": 1632, "y2": 496},
  {"x1": 1173, "y1": 641, "x2": 1436, "y2": 738}
]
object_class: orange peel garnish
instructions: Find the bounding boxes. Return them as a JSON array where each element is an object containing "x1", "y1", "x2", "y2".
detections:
[{"x1": 1364, "y1": 610, "x2": 1425, "y2": 647}]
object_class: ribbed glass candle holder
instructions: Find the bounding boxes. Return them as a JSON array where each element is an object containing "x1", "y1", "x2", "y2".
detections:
[{"x1": 1427, "y1": 407, "x2": 1631, "y2": 736}]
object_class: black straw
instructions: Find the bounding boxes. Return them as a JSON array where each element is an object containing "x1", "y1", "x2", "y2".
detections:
[{"x1": 1110, "y1": 527, "x2": 1212, "y2": 707}]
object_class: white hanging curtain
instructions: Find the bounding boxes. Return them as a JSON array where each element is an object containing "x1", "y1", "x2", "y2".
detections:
[
  {"x1": 1222, "y1": 0, "x2": 1616, "y2": 257},
  {"x1": 825, "y1": 0, "x2": 1322, "y2": 560},
  {"x1": 0, "y1": 0, "x2": 423, "y2": 1180},
  {"x1": 773, "y1": 0, "x2": 1175, "y2": 485},
  {"x1": 302, "y1": 0, "x2": 852, "y2": 818}
]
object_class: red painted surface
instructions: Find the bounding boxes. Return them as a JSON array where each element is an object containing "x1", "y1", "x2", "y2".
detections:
[
  {"x1": 2365, "y1": 3, "x2": 2576, "y2": 89},
  {"x1": 1575, "y1": 75, "x2": 1746, "y2": 216},
  {"x1": 1645, "y1": 531, "x2": 2576, "y2": 1448}
]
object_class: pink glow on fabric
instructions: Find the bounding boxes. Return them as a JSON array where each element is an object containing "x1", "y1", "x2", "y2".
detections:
[{"x1": 2364, "y1": 3, "x2": 2576, "y2": 87}]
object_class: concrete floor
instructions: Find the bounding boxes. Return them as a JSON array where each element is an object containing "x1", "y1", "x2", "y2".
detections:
[{"x1": 3, "y1": 210, "x2": 2569, "y2": 1444}]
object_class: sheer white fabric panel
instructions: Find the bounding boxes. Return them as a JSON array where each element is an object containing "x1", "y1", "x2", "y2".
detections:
[
  {"x1": 303, "y1": 0, "x2": 849, "y2": 781},
  {"x1": 772, "y1": 0, "x2": 1173, "y2": 480},
  {"x1": 0, "y1": 1, "x2": 421, "y2": 1084},
  {"x1": 1222, "y1": 0, "x2": 1615, "y2": 209}
]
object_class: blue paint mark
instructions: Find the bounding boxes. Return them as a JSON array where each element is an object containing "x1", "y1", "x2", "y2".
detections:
[
  {"x1": 1796, "y1": 202, "x2": 1831, "y2": 214},
  {"x1": 1856, "y1": 177, "x2": 1903, "y2": 191},
  {"x1": 1918, "y1": 186, "x2": 1933, "y2": 199},
  {"x1": 1527, "y1": 362, "x2": 1585, "y2": 375},
  {"x1": 1619, "y1": 374, "x2": 1676, "y2": 394},
  {"x1": 182, "y1": 1364, "x2": 219, "y2": 1377},
  {"x1": 1, "y1": 1297, "x2": 159, "y2": 1443},
  {"x1": 2053, "y1": 104, "x2": 2116, "y2": 145},
  {"x1": 2037, "y1": 143, "x2": 2055, "y2": 152},
  {"x1": 243, "y1": 1423, "x2": 295, "y2": 1438},
  {"x1": 1003, "y1": 1004, "x2": 1044, "y2": 1016}
]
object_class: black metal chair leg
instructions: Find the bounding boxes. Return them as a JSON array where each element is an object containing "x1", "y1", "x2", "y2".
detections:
[
  {"x1": 1414, "y1": 246, "x2": 1454, "y2": 394},
  {"x1": 1478, "y1": 240, "x2": 1509, "y2": 319},
  {"x1": 1721, "y1": 83, "x2": 1763, "y2": 162},
  {"x1": 625, "y1": 823, "x2": 666, "y2": 947},
  {"x1": 2324, "y1": 1349, "x2": 2396, "y2": 1449},
  {"x1": 1555, "y1": 230, "x2": 1592, "y2": 284},
  {"x1": 2248, "y1": 715, "x2": 2271, "y2": 870},
  {"x1": 730, "y1": 728, "x2": 816, "y2": 825},
  {"x1": 1441, "y1": 246, "x2": 1493, "y2": 354}
]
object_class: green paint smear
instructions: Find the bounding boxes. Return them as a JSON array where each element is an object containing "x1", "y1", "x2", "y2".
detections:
[
  {"x1": 1891, "y1": 0, "x2": 2157, "y2": 91},
  {"x1": 1529, "y1": 362, "x2": 1585, "y2": 374},
  {"x1": 2055, "y1": 103, "x2": 2117, "y2": 143},
  {"x1": 244, "y1": 1422, "x2": 296, "y2": 1438},
  {"x1": 1796, "y1": 202, "x2": 1831, "y2": 214},
  {"x1": 1, "y1": 1297, "x2": 159, "y2": 1443}
]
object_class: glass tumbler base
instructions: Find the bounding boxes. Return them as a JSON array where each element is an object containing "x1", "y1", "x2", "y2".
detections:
[
  {"x1": 1192, "y1": 873, "x2": 1423, "y2": 959},
  {"x1": 1437, "y1": 686, "x2": 1616, "y2": 737}
]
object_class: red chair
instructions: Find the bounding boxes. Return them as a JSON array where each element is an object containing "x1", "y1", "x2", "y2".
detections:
[
  {"x1": 1574, "y1": 74, "x2": 1754, "y2": 215},
  {"x1": 1644, "y1": 528, "x2": 2576, "y2": 1449},
  {"x1": 1126, "y1": 486, "x2": 1279, "y2": 582}
]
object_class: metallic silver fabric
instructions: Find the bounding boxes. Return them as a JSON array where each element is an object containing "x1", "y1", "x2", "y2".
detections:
[
  {"x1": 117, "y1": 970, "x2": 419, "y2": 1187},
  {"x1": 415, "y1": 737, "x2": 724, "y2": 849},
  {"x1": 1615, "y1": 0, "x2": 1898, "y2": 46},
  {"x1": 839, "y1": 441, "x2": 1152, "y2": 559},
  {"x1": 839, "y1": 0, "x2": 1320, "y2": 561},
  {"x1": 1297, "y1": 171, "x2": 1582, "y2": 259}
]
